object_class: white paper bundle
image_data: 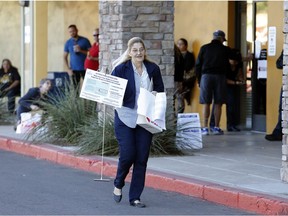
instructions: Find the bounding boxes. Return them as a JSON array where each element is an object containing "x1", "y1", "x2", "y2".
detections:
[{"x1": 136, "y1": 87, "x2": 166, "y2": 134}]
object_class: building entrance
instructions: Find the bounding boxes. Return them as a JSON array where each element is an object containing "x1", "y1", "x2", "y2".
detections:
[{"x1": 234, "y1": 1, "x2": 267, "y2": 132}]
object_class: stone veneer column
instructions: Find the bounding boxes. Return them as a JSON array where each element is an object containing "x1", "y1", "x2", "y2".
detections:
[
  {"x1": 281, "y1": 1, "x2": 288, "y2": 182},
  {"x1": 99, "y1": 0, "x2": 174, "y2": 97}
]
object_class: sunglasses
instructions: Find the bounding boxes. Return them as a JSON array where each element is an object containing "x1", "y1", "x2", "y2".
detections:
[{"x1": 93, "y1": 34, "x2": 99, "y2": 37}]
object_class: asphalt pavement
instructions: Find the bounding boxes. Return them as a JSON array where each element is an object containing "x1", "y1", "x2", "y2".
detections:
[
  {"x1": 0, "y1": 150, "x2": 254, "y2": 215},
  {"x1": 0, "y1": 124, "x2": 288, "y2": 215}
]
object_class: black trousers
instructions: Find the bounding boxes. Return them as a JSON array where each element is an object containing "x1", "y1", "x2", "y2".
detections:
[
  {"x1": 72, "y1": 70, "x2": 86, "y2": 88},
  {"x1": 113, "y1": 111, "x2": 153, "y2": 203},
  {"x1": 0, "y1": 86, "x2": 20, "y2": 113}
]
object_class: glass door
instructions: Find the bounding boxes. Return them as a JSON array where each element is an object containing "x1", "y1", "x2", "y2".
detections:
[
  {"x1": 235, "y1": 0, "x2": 267, "y2": 132},
  {"x1": 251, "y1": 1, "x2": 268, "y2": 132}
]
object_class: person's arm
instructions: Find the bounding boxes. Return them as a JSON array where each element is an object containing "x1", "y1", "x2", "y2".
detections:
[
  {"x1": 63, "y1": 52, "x2": 73, "y2": 76},
  {"x1": 87, "y1": 54, "x2": 99, "y2": 61},
  {"x1": 195, "y1": 49, "x2": 203, "y2": 86},
  {"x1": 3, "y1": 80, "x2": 20, "y2": 92},
  {"x1": 187, "y1": 52, "x2": 195, "y2": 71},
  {"x1": 87, "y1": 46, "x2": 99, "y2": 61},
  {"x1": 78, "y1": 38, "x2": 91, "y2": 55},
  {"x1": 152, "y1": 65, "x2": 164, "y2": 92},
  {"x1": 226, "y1": 79, "x2": 243, "y2": 85},
  {"x1": 19, "y1": 88, "x2": 39, "y2": 109},
  {"x1": 77, "y1": 48, "x2": 88, "y2": 55}
]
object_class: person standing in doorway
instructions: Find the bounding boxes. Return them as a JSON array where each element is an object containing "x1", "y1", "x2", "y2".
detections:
[
  {"x1": 84, "y1": 28, "x2": 99, "y2": 71},
  {"x1": 195, "y1": 30, "x2": 230, "y2": 135},
  {"x1": 64, "y1": 24, "x2": 91, "y2": 87},
  {"x1": 209, "y1": 48, "x2": 244, "y2": 132},
  {"x1": 173, "y1": 43, "x2": 185, "y2": 115},
  {"x1": 177, "y1": 38, "x2": 196, "y2": 107},
  {"x1": 225, "y1": 48, "x2": 244, "y2": 131},
  {"x1": 111, "y1": 37, "x2": 164, "y2": 208}
]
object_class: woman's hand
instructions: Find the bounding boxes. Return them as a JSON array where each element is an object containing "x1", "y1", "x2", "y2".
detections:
[{"x1": 151, "y1": 91, "x2": 157, "y2": 96}]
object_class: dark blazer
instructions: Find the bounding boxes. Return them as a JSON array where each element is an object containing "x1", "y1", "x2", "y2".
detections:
[
  {"x1": 112, "y1": 60, "x2": 164, "y2": 109},
  {"x1": 18, "y1": 87, "x2": 41, "y2": 109}
]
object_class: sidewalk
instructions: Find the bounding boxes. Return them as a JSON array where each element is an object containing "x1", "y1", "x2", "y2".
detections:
[{"x1": 0, "y1": 124, "x2": 288, "y2": 215}]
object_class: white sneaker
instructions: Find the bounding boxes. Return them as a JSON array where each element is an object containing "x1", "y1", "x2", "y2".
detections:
[{"x1": 201, "y1": 127, "x2": 209, "y2": 135}]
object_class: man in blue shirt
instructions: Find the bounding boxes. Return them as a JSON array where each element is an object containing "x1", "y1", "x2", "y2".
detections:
[{"x1": 64, "y1": 24, "x2": 91, "y2": 87}]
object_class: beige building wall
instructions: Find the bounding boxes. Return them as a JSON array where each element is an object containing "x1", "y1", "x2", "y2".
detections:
[
  {"x1": 34, "y1": 1, "x2": 48, "y2": 86},
  {"x1": 0, "y1": 2, "x2": 21, "y2": 70},
  {"x1": 47, "y1": 1, "x2": 99, "y2": 72},
  {"x1": 174, "y1": 1, "x2": 229, "y2": 128},
  {"x1": 266, "y1": 1, "x2": 284, "y2": 134}
]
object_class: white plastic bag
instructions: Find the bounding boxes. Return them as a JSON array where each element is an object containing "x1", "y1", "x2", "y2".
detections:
[
  {"x1": 176, "y1": 113, "x2": 203, "y2": 149},
  {"x1": 16, "y1": 112, "x2": 42, "y2": 134}
]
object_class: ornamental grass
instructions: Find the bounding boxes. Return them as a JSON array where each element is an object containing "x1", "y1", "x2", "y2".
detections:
[{"x1": 27, "y1": 82, "x2": 182, "y2": 156}]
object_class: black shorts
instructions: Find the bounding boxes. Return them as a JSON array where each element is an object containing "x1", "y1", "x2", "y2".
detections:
[{"x1": 199, "y1": 74, "x2": 226, "y2": 104}]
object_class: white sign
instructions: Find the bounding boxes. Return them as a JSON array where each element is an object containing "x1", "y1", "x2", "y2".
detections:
[
  {"x1": 257, "y1": 60, "x2": 267, "y2": 79},
  {"x1": 80, "y1": 69, "x2": 128, "y2": 108},
  {"x1": 268, "y1": 26, "x2": 276, "y2": 56},
  {"x1": 255, "y1": 40, "x2": 261, "y2": 59},
  {"x1": 176, "y1": 113, "x2": 202, "y2": 149}
]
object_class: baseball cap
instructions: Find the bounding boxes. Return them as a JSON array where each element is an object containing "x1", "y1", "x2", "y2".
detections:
[{"x1": 213, "y1": 30, "x2": 227, "y2": 41}]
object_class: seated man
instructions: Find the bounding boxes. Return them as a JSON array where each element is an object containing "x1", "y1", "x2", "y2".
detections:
[
  {"x1": 0, "y1": 59, "x2": 21, "y2": 113},
  {"x1": 16, "y1": 78, "x2": 51, "y2": 125}
]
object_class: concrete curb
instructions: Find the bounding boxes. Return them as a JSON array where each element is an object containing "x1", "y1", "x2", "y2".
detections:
[{"x1": 1, "y1": 136, "x2": 288, "y2": 215}]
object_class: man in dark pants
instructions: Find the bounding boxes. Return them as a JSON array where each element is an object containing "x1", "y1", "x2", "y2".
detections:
[{"x1": 265, "y1": 51, "x2": 283, "y2": 141}]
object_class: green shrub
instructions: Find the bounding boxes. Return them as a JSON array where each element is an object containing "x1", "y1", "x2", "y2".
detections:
[
  {"x1": 28, "y1": 83, "x2": 98, "y2": 145},
  {"x1": 28, "y1": 83, "x2": 182, "y2": 156}
]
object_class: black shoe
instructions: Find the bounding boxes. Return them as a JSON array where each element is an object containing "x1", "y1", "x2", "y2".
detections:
[
  {"x1": 130, "y1": 200, "x2": 146, "y2": 208},
  {"x1": 113, "y1": 188, "x2": 122, "y2": 203},
  {"x1": 227, "y1": 126, "x2": 240, "y2": 132},
  {"x1": 14, "y1": 120, "x2": 20, "y2": 132},
  {"x1": 265, "y1": 134, "x2": 282, "y2": 141}
]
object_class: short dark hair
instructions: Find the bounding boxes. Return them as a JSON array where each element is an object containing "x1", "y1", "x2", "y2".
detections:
[{"x1": 68, "y1": 24, "x2": 77, "y2": 30}]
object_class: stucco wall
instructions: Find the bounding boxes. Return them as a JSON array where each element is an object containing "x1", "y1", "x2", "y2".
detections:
[
  {"x1": 0, "y1": 2, "x2": 21, "y2": 69},
  {"x1": 47, "y1": 1, "x2": 99, "y2": 72},
  {"x1": 267, "y1": 1, "x2": 284, "y2": 134}
]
